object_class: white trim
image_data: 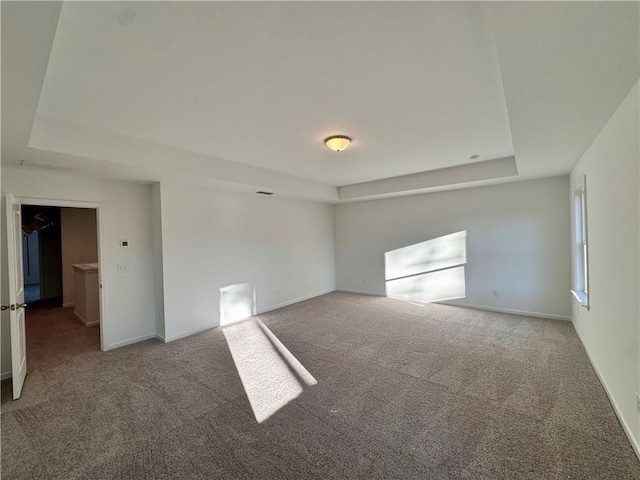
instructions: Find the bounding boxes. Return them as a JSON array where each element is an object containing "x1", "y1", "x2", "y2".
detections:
[
  {"x1": 1, "y1": 371, "x2": 12, "y2": 381},
  {"x1": 324, "y1": 290, "x2": 570, "y2": 321},
  {"x1": 16, "y1": 196, "x2": 108, "y2": 352},
  {"x1": 570, "y1": 289, "x2": 589, "y2": 309},
  {"x1": 219, "y1": 316, "x2": 252, "y2": 328},
  {"x1": 336, "y1": 288, "x2": 384, "y2": 296},
  {"x1": 14, "y1": 197, "x2": 101, "y2": 209},
  {"x1": 155, "y1": 334, "x2": 166, "y2": 343},
  {"x1": 62, "y1": 302, "x2": 74, "y2": 308},
  {"x1": 436, "y1": 301, "x2": 571, "y2": 321},
  {"x1": 258, "y1": 290, "x2": 335, "y2": 314},
  {"x1": 73, "y1": 311, "x2": 99, "y2": 327},
  {"x1": 95, "y1": 207, "x2": 107, "y2": 352},
  {"x1": 106, "y1": 333, "x2": 156, "y2": 351},
  {"x1": 573, "y1": 326, "x2": 640, "y2": 461},
  {"x1": 164, "y1": 326, "x2": 215, "y2": 343},
  {"x1": 164, "y1": 291, "x2": 336, "y2": 343}
]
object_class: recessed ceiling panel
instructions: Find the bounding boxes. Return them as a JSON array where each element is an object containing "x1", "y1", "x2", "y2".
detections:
[{"x1": 30, "y1": 1, "x2": 514, "y2": 186}]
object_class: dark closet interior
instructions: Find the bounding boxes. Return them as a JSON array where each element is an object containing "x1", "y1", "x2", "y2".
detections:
[{"x1": 22, "y1": 206, "x2": 63, "y2": 305}]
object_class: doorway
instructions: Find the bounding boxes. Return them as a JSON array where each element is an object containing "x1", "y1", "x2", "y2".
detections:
[
  {"x1": 21, "y1": 204, "x2": 101, "y2": 339},
  {"x1": 2, "y1": 196, "x2": 106, "y2": 401}
]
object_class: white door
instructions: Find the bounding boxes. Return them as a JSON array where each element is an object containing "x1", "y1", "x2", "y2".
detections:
[{"x1": 4, "y1": 194, "x2": 27, "y2": 399}]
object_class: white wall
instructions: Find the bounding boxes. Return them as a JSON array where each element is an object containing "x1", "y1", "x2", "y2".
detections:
[
  {"x1": 60, "y1": 207, "x2": 98, "y2": 306},
  {"x1": 334, "y1": 176, "x2": 571, "y2": 319},
  {"x1": 1, "y1": 168, "x2": 156, "y2": 377},
  {"x1": 158, "y1": 183, "x2": 335, "y2": 341},
  {"x1": 570, "y1": 80, "x2": 640, "y2": 454}
]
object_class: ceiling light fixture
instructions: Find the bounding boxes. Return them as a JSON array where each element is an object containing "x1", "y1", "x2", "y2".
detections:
[{"x1": 324, "y1": 135, "x2": 351, "y2": 152}]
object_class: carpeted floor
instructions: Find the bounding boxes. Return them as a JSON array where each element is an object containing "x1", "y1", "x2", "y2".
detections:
[{"x1": 1, "y1": 292, "x2": 639, "y2": 479}]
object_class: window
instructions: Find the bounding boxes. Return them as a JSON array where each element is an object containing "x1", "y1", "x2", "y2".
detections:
[{"x1": 571, "y1": 176, "x2": 589, "y2": 308}]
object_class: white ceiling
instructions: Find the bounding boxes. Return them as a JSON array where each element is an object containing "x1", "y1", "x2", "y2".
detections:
[{"x1": 2, "y1": 1, "x2": 638, "y2": 203}]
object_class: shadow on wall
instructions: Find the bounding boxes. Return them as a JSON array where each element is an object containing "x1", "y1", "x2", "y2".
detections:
[
  {"x1": 384, "y1": 231, "x2": 467, "y2": 303},
  {"x1": 219, "y1": 283, "x2": 317, "y2": 423}
]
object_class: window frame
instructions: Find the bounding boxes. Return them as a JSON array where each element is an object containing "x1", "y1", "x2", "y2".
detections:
[{"x1": 571, "y1": 176, "x2": 589, "y2": 309}]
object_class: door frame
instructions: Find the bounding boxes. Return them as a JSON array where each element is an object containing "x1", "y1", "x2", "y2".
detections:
[{"x1": 17, "y1": 197, "x2": 107, "y2": 352}]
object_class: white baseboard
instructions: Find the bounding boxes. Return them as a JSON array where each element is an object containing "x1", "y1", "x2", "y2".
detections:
[
  {"x1": 572, "y1": 325, "x2": 640, "y2": 461},
  {"x1": 1, "y1": 371, "x2": 11, "y2": 380},
  {"x1": 73, "y1": 311, "x2": 85, "y2": 325},
  {"x1": 164, "y1": 325, "x2": 216, "y2": 343},
  {"x1": 336, "y1": 288, "x2": 384, "y2": 297},
  {"x1": 74, "y1": 311, "x2": 100, "y2": 327},
  {"x1": 155, "y1": 333, "x2": 166, "y2": 343},
  {"x1": 62, "y1": 302, "x2": 74, "y2": 308},
  {"x1": 336, "y1": 290, "x2": 570, "y2": 321},
  {"x1": 106, "y1": 333, "x2": 156, "y2": 351},
  {"x1": 259, "y1": 289, "x2": 335, "y2": 314},
  {"x1": 437, "y1": 301, "x2": 571, "y2": 321},
  {"x1": 162, "y1": 290, "x2": 335, "y2": 343}
]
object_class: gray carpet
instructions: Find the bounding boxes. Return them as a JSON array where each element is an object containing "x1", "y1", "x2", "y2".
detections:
[{"x1": 1, "y1": 292, "x2": 639, "y2": 479}]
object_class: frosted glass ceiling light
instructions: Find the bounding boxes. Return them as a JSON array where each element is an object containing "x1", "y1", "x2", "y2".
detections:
[{"x1": 324, "y1": 135, "x2": 351, "y2": 152}]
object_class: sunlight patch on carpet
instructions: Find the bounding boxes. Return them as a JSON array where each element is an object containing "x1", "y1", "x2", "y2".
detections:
[{"x1": 222, "y1": 317, "x2": 317, "y2": 423}]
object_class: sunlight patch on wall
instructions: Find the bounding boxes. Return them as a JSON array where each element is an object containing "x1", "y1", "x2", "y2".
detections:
[
  {"x1": 219, "y1": 283, "x2": 256, "y2": 326},
  {"x1": 386, "y1": 266, "x2": 466, "y2": 303},
  {"x1": 385, "y1": 231, "x2": 467, "y2": 303},
  {"x1": 223, "y1": 317, "x2": 317, "y2": 423}
]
